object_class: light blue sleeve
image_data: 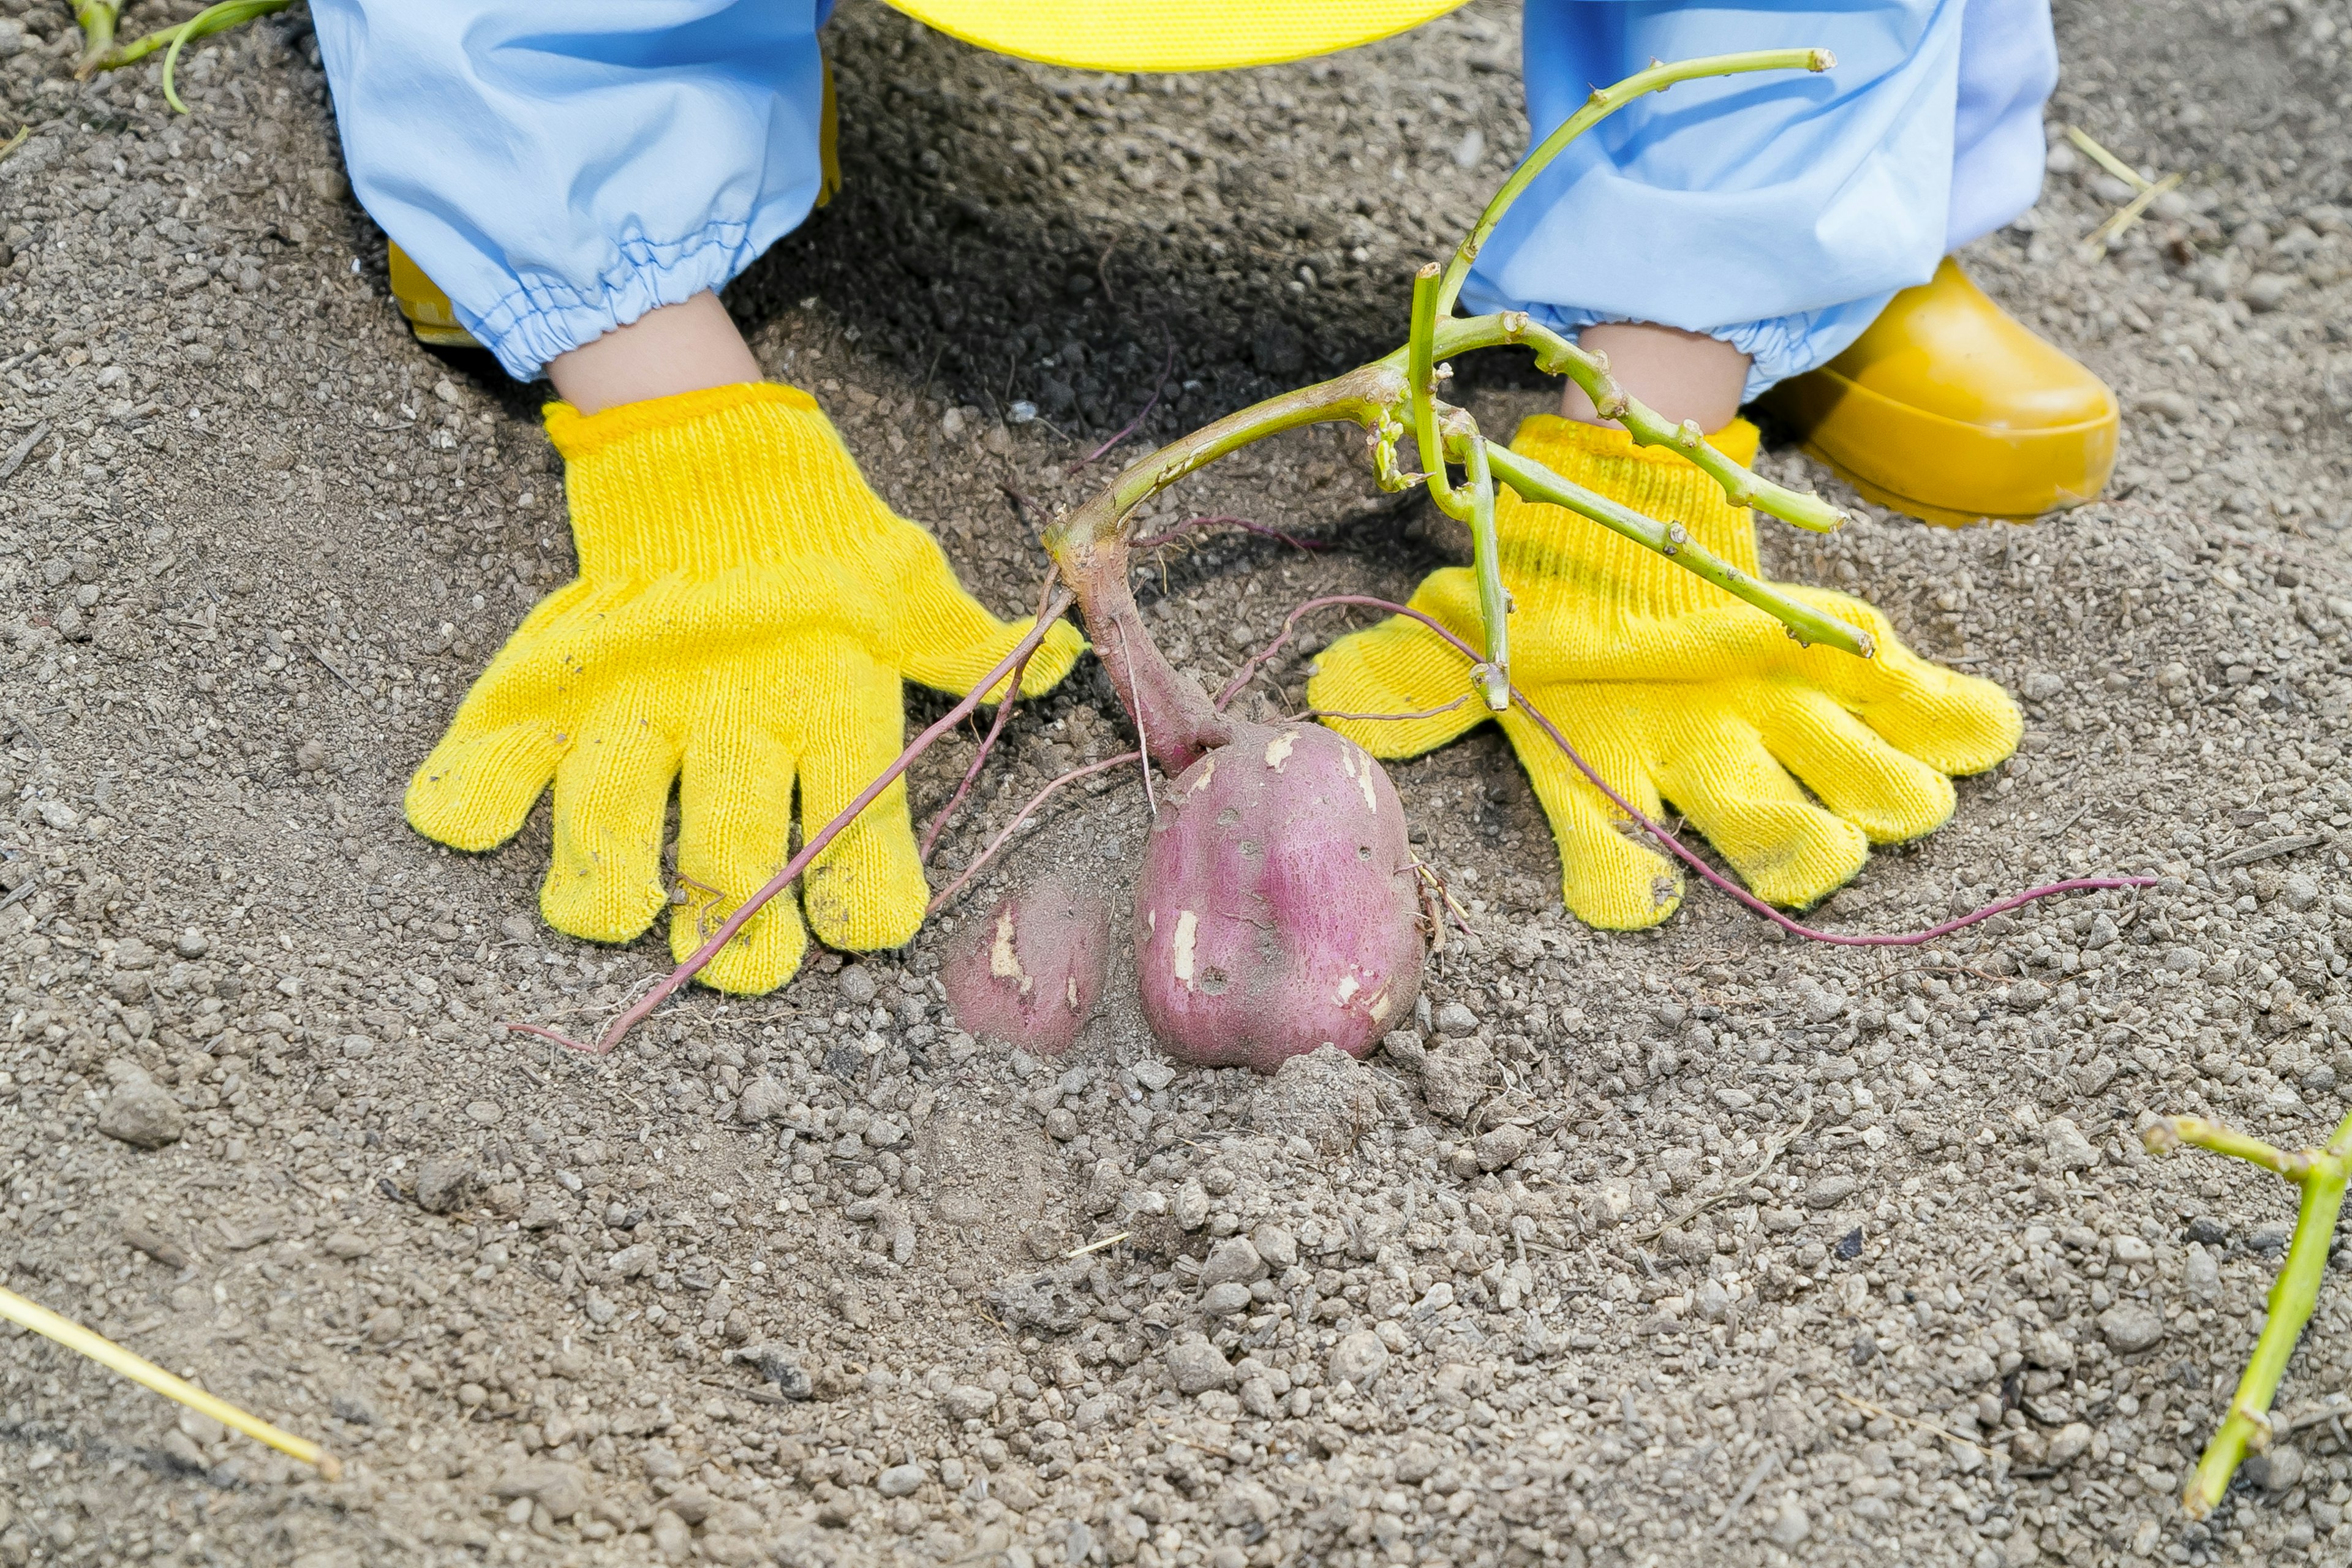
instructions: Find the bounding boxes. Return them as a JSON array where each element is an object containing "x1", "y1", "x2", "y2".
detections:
[
  {"x1": 310, "y1": 0, "x2": 831, "y2": 382},
  {"x1": 1466, "y1": 0, "x2": 2055, "y2": 400}
]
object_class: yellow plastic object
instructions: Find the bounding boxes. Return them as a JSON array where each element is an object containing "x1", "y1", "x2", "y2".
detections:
[
  {"x1": 387, "y1": 241, "x2": 480, "y2": 350},
  {"x1": 0, "y1": 1284, "x2": 341, "y2": 1481},
  {"x1": 1308, "y1": 416, "x2": 2019, "y2": 929},
  {"x1": 1763, "y1": 257, "x2": 2119, "y2": 526},
  {"x1": 884, "y1": 0, "x2": 1467, "y2": 72},
  {"x1": 405, "y1": 383, "x2": 1084, "y2": 994}
]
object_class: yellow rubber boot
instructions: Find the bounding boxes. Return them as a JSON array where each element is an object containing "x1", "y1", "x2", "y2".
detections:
[
  {"x1": 1308, "y1": 417, "x2": 2019, "y2": 929},
  {"x1": 1763, "y1": 257, "x2": 2119, "y2": 526},
  {"x1": 388, "y1": 242, "x2": 481, "y2": 350}
]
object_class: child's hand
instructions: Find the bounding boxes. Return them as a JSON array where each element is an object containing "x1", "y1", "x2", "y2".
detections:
[
  {"x1": 1309, "y1": 417, "x2": 2019, "y2": 929},
  {"x1": 406, "y1": 383, "x2": 1082, "y2": 994}
]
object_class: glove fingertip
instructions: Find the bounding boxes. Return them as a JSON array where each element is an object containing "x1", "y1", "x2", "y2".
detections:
[{"x1": 1013, "y1": 619, "x2": 1090, "y2": 699}]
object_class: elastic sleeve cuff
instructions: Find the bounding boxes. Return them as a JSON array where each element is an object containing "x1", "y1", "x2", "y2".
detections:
[
  {"x1": 1466, "y1": 290, "x2": 1900, "y2": 404},
  {"x1": 463, "y1": 219, "x2": 785, "y2": 383}
]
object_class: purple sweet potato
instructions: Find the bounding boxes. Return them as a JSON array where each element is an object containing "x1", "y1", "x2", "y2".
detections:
[
  {"x1": 1134, "y1": 720, "x2": 1423, "y2": 1071},
  {"x1": 941, "y1": 872, "x2": 1110, "y2": 1057},
  {"x1": 1047, "y1": 496, "x2": 1425, "y2": 1073}
]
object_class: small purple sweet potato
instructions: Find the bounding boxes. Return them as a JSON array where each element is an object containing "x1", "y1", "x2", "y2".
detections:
[{"x1": 941, "y1": 873, "x2": 1110, "y2": 1057}]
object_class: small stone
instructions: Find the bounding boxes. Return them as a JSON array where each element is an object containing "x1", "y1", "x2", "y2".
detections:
[
  {"x1": 1475, "y1": 1123, "x2": 1532, "y2": 1171},
  {"x1": 98, "y1": 1068, "x2": 184, "y2": 1150},
  {"x1": 1395, "y1": 1443, "x2": 1441, "y2": 1485},
  {"x1": 1201, "y1": 1281, "x2": 1253, "y2": 1316},
  {"x1": 1769, "y1": 1499, "x2": 1811, "y2": 1547},
  {"x1": 2042, "y1": 1118, "x2": 2098, "y2": 1172},
  {"x1": 737, "y1": 1078, "x2": 792, "y2": 1122},
  {"x1": 322, "y1": 1232, "x2": 372, "y2": 1261},
  {"x1": 492, "y1": 1460, "x2": 588, "y2": 1521},
  {"x1": 2185, "y1": 1242, "x2": 2220, "y2": 1301},
  {"x1": 1174, "y1": 1179, "x2": 1211, "y2": 1231},
  {"x1": 1250, "y1": 1043, "x2": 1381, "y2": 1155},
  {"x1": 1694, "y1": 1279, "x2": 1732, "y2": 1322},
  {"x1": 1250, "y1": 1223, "x2": 1298, "y2": 1272},
  {"x1": 2007, "y1": 980, "x2": 2051, "y2": 1012},
  {"x1": 1804, "y1": 1174, "x2": 1860, "y2": 1210},
  {"x1": 877, "y1": 1463, "x2": 925, "y2": 1498},
  {"x1": 2045, "y1": 1422, "x2": 2094, "y2": 1466},
  {"x1": 1380, "y1": 1030, "x2": 1427, "y2": 1070},
  {"x1": 2242, "y1": 1444, "x2": 2304, "y2": 1491},
  {"x1": 1198, "y1": 1237, "x2": 1266, "y2": 1289},
  {"x1": 294, "y1": 738, "x2": 329, "y2": 772},
  {"x1": 1419, "y1": 1039, "x2": 1494, "y2": 1122},
  {"x1": 942, "y1": 1383, "x2": 998, "y2": 1420},
  {"x1": 738, "y1": 1344, "x2": 813, "y2": 1401},
  {"x1": 1133, "y1": 1060, "x2": 1176, "y2": 1093},
  {"x1": 1166, "y1": 1334, "x2": 1234, "y2": 1395},
  {"x1": 1327, "y1": 1329, "x2": 1389, "y2": 1389},
  {"x1": 649, "y1": 1511, "x2": 692, "y2": 1562},
  {"x1": 837, "y1": 967, "x2": 878, "y2": 1006},
  {"x1": 413, "y1": 1156, "x2": 475, "y2": 1215},
  {"x1": 464, "y1": 1099, "x2": 502, "y2": 1126},
  {"x1": 1433, "y1": 1001, "x2": 1479, "y2": 1037},
  {"x1": 175, "y1": 929, "x2": 209, "y2": 958},
  {"x1": 2098, "y1": 1302, "x2": 2165, "y2": 1354},
  {"x1": 662, "y1": 1487, "x2": 715, "y2": 1526}
]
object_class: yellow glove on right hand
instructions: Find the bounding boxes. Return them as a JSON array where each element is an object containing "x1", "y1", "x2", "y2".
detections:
[
  {"x1": 407, "y1": 383, "x2": 1082, "y2": 993},
  {"x1": 1309, "y1": 416, "x2": 2020, "y2": 929}
]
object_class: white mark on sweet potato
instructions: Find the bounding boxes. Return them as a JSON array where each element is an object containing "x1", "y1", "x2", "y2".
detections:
[
  {"x1": 1370, "y1": 989, "x2": 1391, "y2": 1022},
  {"x1": 1065, "y1": 975, "x2": 1080, "y2": 1010},
  {"x1": 1264, "y1": 731, "x2": 1296, "y2": 771},
  {"x1": 1190, "y1": 756, "x2": 1217, "y2": 794},
  {"x1": 1341, "y1": 744, "x2": 1378, "y2": 813},
  {"x1": 990, "y1": 910, "x2": 1034, "y2": 995},
  {"x1": 1334, "y1": 974, "x2": 1360, "y2": 1006},
  {"x1": 1172, "y1": 909, "x2": 1199, "y2": 984}
]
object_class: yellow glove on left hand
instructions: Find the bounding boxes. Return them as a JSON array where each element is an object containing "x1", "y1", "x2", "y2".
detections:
[
  {"x1": 407, "y1": 383, "x2": 1083, "y2": 993},
  {"x1": 1309, "y1": 415, "x2": 2019, "y2": 929}
]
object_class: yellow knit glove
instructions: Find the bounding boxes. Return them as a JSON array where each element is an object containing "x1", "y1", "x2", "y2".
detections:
[
  {"x1": 407, "y1": 383, "x2": 1084, "y2": 992},
  {"x1": 1308, "y1": 416, "x2": 2019, "y2": 929}
]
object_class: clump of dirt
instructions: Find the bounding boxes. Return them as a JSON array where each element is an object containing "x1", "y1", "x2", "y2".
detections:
[{"x1": 3, "y1": 1, "x2": 2352, "y2": 1565}]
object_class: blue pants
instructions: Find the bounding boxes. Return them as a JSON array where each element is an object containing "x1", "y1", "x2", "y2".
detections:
[{"x1": 312, "y1": 0, "x2": 2055, "y2": 393}]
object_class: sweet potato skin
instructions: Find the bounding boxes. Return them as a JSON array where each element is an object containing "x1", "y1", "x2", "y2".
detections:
[
  {"x1": 1133, "y1": 721, "x2": 1423, "y2": 1072},
  {"x1": 941, "y1": 874, "x2": 1111, "y2": 1057}
]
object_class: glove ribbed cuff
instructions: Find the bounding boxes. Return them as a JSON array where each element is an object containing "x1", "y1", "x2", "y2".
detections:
[
  {"x1": 546, "y1": 383, "x2": 889, "y2": 580},
  {"x1": 1499, "y1": 415, "x2": 1763, "y2": 626}
]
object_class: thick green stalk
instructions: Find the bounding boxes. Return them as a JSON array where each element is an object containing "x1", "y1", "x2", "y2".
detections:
[
  {"x1": 1047, "y1": 363, "x2": 1406, "y2": 560},
  {"x1": 1434, "y1": 48, "x2": 1835, "y2": 317},
  {"x1": 2144, "y1": 1111, "x2": 2352, "y2": 1520},
  {"x1": 70, "y1": 0, "x2": 119, "y2": 76},
  {"x1": 1485, "y1": 443, "x2": 1874, "y2": 658},
  {"x1": 1408, "y1": 263, "x2": 1468, "y2": 524}
]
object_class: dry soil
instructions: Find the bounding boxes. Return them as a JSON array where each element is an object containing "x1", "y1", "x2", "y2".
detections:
[{"x1": 4, "y1": 2, "x2": 2352, "y2": 1567}]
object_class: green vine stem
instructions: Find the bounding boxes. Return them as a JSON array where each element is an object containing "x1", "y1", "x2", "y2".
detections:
[
  {"x1": 69, "y1": 0, "x2": 119, "y2": 77},
  {"x1": 78, "y1": 0, "x2": 293, "y2": 110},
  {"x1": 1458, "y1": 431, "x2": 1510, "y2": 709},
  {"x1": 2142, "y1": 1110, "x2": 2352, "y2": 1519}
]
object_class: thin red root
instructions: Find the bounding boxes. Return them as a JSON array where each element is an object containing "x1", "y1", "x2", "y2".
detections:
[
  {"x1": 505, "y1": 589, "x2": 1077, "y2": 1056},
  {"x1": 919, "y1": 568, "x2": 1063, "y2": 862},
  {"x1": 925, "y1": 750, "x2": 1142, "y2": 916},
  {"x1": 1256, "y1": 594, "x2": 2158, "y2": 946}
]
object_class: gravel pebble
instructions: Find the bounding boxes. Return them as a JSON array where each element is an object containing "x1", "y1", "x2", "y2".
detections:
[{"x1": 1166, "y1": 1333, "x2": 1235, "y2": 1395}]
